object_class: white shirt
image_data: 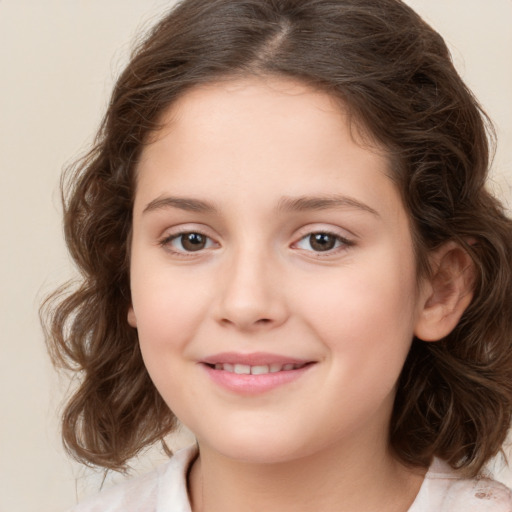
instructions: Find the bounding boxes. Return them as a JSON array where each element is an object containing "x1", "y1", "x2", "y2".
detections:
[{"x1": 70, "y1": 445, "x2": 512, "y2": 511}]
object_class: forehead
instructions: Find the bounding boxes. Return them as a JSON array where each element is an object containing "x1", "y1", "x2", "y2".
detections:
[
  {"x1": 148, "y1": 77, "x2": 378, "y2": 154},
  {"x1": 135, "y1": 76, "x2": 401, "y2": 221}
]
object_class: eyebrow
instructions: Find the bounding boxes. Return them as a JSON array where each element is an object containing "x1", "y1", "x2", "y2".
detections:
[
  {"x1": 143, "y1": 196, "x2": 218, "y2": 214},
  {"x1": 143, "y1": 194, "x2": 379, "y2": 217},
  {"x1": 276, "y1": 195, "x2": 380, "y2": 217}
]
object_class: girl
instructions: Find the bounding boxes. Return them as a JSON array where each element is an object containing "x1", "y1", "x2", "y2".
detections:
[{"x1": 43, "y1": 0, "x2": 512, "y2": 510}]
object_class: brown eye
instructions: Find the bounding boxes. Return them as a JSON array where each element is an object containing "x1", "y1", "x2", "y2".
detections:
[
  {"x1": 309, "y1": 233, "x2": 337, "y2": 252},
  {"x1": 163, "y1": 232, "x2": 215, "y2": 253},
  {"x1": 161, "y1": 229, "x2": 218, "y2": 255},
  {"x1": 295, "y1": 231, "x2": 352, "y2": 254},
  {"x1": 180, "y1": 233, "x2": 207, "y2": 251}
]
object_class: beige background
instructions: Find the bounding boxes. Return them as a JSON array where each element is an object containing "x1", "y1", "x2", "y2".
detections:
[{"x1": 1, "y1": 1, "x2": 511, "y2": 511}]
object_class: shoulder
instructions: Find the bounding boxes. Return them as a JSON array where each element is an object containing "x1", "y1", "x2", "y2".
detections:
[
  {"x1": 68, "y1": 444, "x2": 197, "y2": 512},
  {"x1": 410, "y1": 459, "x2": 512, "y2": 512}
]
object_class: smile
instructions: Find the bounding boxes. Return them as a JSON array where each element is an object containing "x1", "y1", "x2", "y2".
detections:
[
  {"x1": 211, "y1": 363, "x2": 308, "y2": 374},
  {"x1": 200, "y1": 353, "x2": 315, "y2": 394}
]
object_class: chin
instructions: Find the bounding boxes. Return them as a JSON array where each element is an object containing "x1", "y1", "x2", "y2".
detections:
[{"x1": 194, "y1": 425, "x2": 317, "y2": 465}]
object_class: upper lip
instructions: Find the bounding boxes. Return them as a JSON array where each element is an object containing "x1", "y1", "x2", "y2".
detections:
[{"x1": 200, "y1": 352, "x2": 313, "y2": 366}]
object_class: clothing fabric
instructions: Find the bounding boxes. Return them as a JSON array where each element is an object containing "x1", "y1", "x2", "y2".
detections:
[{"x1": 69, "y1": 445, "x2": 512, "y2": 511}]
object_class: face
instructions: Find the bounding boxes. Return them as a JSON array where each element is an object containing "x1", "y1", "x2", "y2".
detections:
[{"x1": 128, "y1": 77, "x2": 427, "y2": 464}]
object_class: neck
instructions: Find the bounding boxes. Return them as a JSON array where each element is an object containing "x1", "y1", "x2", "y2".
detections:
[{"x1": 188, "y1": 434, "x2": 426, "y2": 512}]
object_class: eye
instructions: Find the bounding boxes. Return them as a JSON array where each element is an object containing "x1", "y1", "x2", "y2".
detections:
[
  {"x1": 294, "y1": 232, "x2": 352, "y2": 253},
  {"x1": 161, "y1": 231, "x2": 216, "y2": 253}
]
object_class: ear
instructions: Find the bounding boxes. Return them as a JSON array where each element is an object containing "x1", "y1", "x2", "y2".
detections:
[
  {"x1": 414, "y1": 241, "x2": 475, "y2": 342},
  {"x1": 127, "y1": 306, "x2": 137, "y2": 328}
]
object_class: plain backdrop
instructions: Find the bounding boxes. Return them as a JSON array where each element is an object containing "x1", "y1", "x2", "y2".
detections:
[{"x1": 0, "y1": 1, "x2": 511, "y2": 511}]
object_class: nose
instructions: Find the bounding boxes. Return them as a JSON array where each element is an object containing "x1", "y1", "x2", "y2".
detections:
[{"x1": 214, "y1": 246, "x2": 289, "y2": 332}]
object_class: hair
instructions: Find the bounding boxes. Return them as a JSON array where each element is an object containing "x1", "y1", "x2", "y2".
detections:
[{"x1": 42, "y1": 0, "x2": 512, "y2": 475}]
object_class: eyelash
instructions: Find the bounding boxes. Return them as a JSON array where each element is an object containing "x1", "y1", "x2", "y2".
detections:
[
  {"x1": 293, "y1": 231, "x2": 354, "y2": 256},
  {"x1": 158, "y1": 230, "x2": 354, "y2": 257},
  {"x1": 158, "y1": 230, "x2": 217, "y2": 257}
]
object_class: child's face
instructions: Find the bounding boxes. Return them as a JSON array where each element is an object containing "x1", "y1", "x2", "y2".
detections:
[{"x1": 129, "y1": 77, "x2": 428, "y2": 464}]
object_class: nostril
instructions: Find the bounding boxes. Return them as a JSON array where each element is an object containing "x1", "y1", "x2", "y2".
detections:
[{"x1": 220, "y1": 317, "x2": 272, "y2": 327}]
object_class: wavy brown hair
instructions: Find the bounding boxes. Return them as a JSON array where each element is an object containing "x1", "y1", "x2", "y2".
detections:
[{"x1": 42, "y1": 0, "x2": 512, "y2": 475}]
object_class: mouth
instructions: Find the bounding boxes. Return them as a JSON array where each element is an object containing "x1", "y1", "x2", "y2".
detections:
[
  {"x1": 206, "y1": 362, "x2": 311, "y2": 375},
  {"x1": 200, "y1": 353, "x2": 316, "y2": 394}
]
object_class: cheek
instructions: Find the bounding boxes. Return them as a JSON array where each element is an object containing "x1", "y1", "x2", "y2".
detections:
[
  {"x1": 298, "y1": 249, "x2": 418, "y2": 377},
  {"x1": 303, "y1": 252, "x2": 417, "y2": 332},
  {"x1": 130, "y1": 273, "x2": 208, "y2": 414},
  {"x1": 129, "y1": 262, "x2": 210, "y2": 356}
]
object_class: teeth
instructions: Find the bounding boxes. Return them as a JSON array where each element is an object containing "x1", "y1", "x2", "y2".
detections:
[
  {"x1": 251, "y1": 365, "x2": 269, "y2": 375},
  {"x1": 213, "y1": 363, "x2": 304, "y2": 374},
  {"x1": 234, "y1": 364, "x2": 251, "y2": 374}
]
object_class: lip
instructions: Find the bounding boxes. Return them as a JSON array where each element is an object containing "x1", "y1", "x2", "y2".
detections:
[
  {"x1": 201, "y1": 351, "x2": 311, "y2": 366},
  {"x1": 199, "y1": 352, "x2": 316, "y2": 395}
]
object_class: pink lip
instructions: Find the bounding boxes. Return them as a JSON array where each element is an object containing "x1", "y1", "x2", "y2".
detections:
[
  {"x1": 199, "y1": 352, "x2": 316, "y2": 395},
  {"x1": 201, "y1": 352, "x2": 310, "y2": 366}
]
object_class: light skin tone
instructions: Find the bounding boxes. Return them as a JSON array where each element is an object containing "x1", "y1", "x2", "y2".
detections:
[{"x1": 128, "y1": 77, "x2": 474, "y2": 512}]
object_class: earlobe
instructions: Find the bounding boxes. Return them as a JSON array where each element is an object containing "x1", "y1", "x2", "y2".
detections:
[
  {"x1": 414, "y1": 241, "x2": 475, "y2": 342},
  {"x1": 128, "y1": 306, "x2": 137, "y2": 328}
]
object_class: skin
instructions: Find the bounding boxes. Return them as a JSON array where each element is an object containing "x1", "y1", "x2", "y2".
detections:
[{"x1": 128, "y1": 77, "x2": 467, "y2": 511}]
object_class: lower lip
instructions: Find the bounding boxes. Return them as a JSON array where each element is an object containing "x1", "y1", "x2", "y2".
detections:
[{"x1": 201, "y1": 364, "x2": 314, "y2": 394}]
